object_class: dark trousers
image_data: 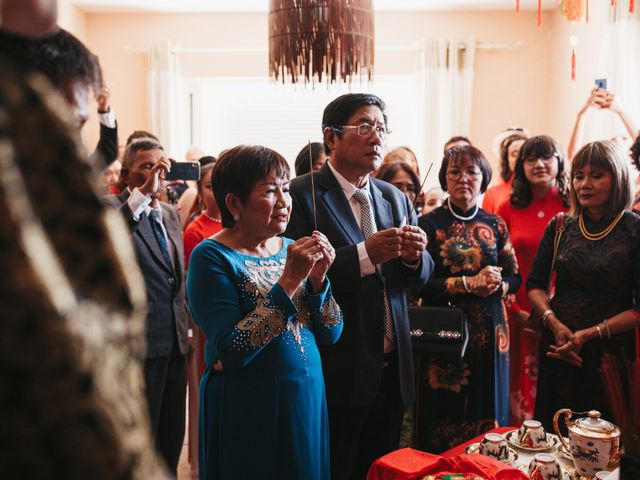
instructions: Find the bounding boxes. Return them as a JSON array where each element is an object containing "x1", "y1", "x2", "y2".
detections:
[
  {"x1": 144, "y1": 344, "x2": 187, "y2": 474},
  {"x1": 328, "y1": 353, "x2": 405, "y2": 480}
]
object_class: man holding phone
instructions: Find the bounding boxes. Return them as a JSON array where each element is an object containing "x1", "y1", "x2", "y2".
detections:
[{"x1": 104, "y1": 137, "x2": 189, "y2": 475}]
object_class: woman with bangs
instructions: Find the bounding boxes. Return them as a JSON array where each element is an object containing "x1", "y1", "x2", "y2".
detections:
[
  {"x1": 527, "y1": 141, "x2": 640, "y2": 430},
  {"x1": 187, "y1": 145, "x2": 343, "y2": 480},
  {"x1": 496, "y1": 135, "x2": 570, "y2": 424},
  {"x1": 417, "y1": 146, "x2": 521, "y2": 452}
]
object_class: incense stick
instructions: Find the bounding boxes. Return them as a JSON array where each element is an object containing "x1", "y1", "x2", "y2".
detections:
[
  {"x1": 308, "y1": 140, "x2": 318, "y2": 231},
  {"x1": 407, "y1": 161, "x2": 434, "y2": 220}
]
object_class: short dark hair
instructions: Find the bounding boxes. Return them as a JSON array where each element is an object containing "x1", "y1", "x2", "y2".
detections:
[
  {"x1": 212, "y1": 145, "x2": 290, "y2": 228},
  {"x1": 630, "y1": 133, "x2": 640, "y2": 171},
  {"x1": 0, "y1": 28, "x2": 102, "y2": 93},
  {"x1": 126, "y1": 130, "x2": 159, "y2": 146},
  {"x1": 294, "y1": 142, "x2": 325, "y2": 176},
  {"x1": 570, "y1": 141, "x2": 632, "y2": 217},
  {"x1": 510, "y1": 135, "x2": 570, "y2": 209},
  {"x1": 499, "y1": 132, "x2": 529, "y2": 182},
  {"x1": 122, "y1": 138, "x2": 164, "y2": 171},
  {"x1": 438, "y1": 146, "x2": 492, "y2": 193},
  {"x1": 374, "y1": 161, "x2": 420, "y2": 195},
  {"x1": 321, "y1": 93, "x2": 387, "y2": 154},
  {"x1": 443, "y1": 136, "x2": 471, "y2": 152}
]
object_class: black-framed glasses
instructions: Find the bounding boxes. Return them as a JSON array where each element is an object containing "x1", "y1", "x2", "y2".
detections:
[
  {"x1": 524, "y1": 152, "x2": 559, "y2": 165},
  {"x1": 334, "y1": 124, "x2": 390, "y2": 139},
  {"x1": 446, "y1": 168, "x2": 482, "y2": 181}
]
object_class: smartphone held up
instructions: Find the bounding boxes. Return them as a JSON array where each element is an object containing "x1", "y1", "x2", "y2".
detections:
[{"x1": 165, "y1": 161, "x2": 201, "y2": 181}]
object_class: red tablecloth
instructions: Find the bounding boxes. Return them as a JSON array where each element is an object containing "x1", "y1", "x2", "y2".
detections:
[{"x1": 366, "y1": 427, "x2": 524, "y2": 480}]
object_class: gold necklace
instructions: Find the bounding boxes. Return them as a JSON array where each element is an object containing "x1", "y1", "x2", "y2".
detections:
[{"x1": 578, "y1": 210, "x2": 624, "y2": 241}]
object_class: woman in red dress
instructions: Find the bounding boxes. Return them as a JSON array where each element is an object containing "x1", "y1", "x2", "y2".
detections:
[{"x1": 496, "y1": 135, "x2": 570, "y2": 424}]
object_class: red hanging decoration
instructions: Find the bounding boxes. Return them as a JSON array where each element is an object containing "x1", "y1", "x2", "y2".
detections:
[
  {"x1": 586, "y1": 0, "x2": 589, "y2": 22},
  {"x1": 631, "y1": 0, "x2": 635, "y2": 13},
  {"x1": 571, "y1": 48, "x2": 576, "y2": 81},
  {"x1": 516, "y1": 0, "x2": 520, "y2": 14},
  {"x1": 538, "y1": 0, "x2": 542, "y2": 28}
]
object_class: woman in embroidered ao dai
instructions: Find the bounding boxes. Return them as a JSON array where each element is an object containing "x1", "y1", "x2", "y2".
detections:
[
  {"x1": 417, "y1": 146, "x2": 521, "y2": 453},
  {"x1": 187, "y1": 145, "x2": 343, "y2": 480},
  {"x1": 496, "y1": 135, "x2": 570, "y2": 425}
]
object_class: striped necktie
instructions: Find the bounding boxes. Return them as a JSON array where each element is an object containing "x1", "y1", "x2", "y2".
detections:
[{"x1": 352, "y1": 188, "x2": 395, "y2": 342}]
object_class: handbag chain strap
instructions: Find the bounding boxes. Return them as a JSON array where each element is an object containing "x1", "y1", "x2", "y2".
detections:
[{"x1": 546, "y1": 213, "x2": 566, "y2": 295}]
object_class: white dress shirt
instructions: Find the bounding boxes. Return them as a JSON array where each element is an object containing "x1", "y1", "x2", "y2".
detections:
[{"x1": 326, "y1": 161, "x2": 376, "y2": 277}]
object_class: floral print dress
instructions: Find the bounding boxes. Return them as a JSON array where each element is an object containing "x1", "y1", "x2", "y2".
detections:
[{"x1": 416, "y1": 203, "x2": 521, "y2": 453}]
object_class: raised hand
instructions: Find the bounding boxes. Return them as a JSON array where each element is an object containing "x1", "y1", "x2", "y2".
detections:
[
  {"x1": 364, "y1": 228, "x2": 403, "y2": 265},
  {"x1": 399, "y1": 225, "x2": 427, "y2": 264},
  {"x1": 139, "y1": 156, "x2": 172, "y2": 199},
  {"x1": 278, "y1": 237, "x2": 323, "y2": 298},
  {"x1": 308, "y1": 231, "x2": 336, "y2": 292}
]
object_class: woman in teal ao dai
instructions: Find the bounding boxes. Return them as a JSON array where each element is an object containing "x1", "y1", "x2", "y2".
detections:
[{"x1": 187, "y1": 145, "x2": 343, "y2": 480}]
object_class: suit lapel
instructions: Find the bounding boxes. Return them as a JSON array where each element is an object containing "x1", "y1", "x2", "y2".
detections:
[
  {"x1": 117, "y1": 190, "x2": 175, "y2": 273},
  {"x1": 138, "y1": 212, "x2": 174, "y2": 272},
  {"x1": 317, "y1": 165, "x2": 364, "y2": 245},
  {"x1": 161, "y1": 203, "x2": 182, "y2": 277},
  {"x1": 370, "y1": 180, "x2": 395, "y2": 231}
]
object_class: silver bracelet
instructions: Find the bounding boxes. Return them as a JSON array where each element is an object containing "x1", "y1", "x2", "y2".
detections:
[
  {"x1": 603, "y1": 319, "x2": 612, "y2": 339},
  {"x1": 462, "y1": 276, "x2": 471, "y2": 293},
  {"x1": 541, "y1": 309, "x2": 555, "y2": 325},
  {"x1": 596, "y1": 324, "x2": 604, "y2": 340}
]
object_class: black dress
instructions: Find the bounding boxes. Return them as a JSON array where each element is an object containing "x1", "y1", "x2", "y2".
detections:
[
  {"x1": 527, "y1": 212, "x2": 640, "y2": 430},
  {"x1": 417, "y1": 204, "x2": 521, "y2": 453}
]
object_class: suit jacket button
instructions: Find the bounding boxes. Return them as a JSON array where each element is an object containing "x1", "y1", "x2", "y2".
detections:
[{"x1": 168, "y1": 277, "x2": 175, "y2": 284}]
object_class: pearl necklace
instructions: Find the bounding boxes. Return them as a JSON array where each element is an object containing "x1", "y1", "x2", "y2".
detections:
[
  {"x1": 578, "y1": 210, "x2": 624, "y2": 241},
  {"x1": 447, "y1": 197, "x2": 479, "y2": 221},
  {"x1": 204, "y1": 213, "x2": 222, "y2": 223}
]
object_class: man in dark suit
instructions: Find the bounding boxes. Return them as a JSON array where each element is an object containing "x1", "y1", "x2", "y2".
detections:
[
  {"x1": 285, "y1": 93, "x2": 434, "y2": 480},
  {"x1": 104, "y1": 137, "x2": 189, "y2": 474}
]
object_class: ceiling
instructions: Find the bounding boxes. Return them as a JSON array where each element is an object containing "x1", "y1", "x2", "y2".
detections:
[{"x1": 70, "y1": 0, "x2": 561, "y2": 14}]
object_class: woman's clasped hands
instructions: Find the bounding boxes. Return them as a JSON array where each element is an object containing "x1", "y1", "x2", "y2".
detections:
[
  {"x1": 547, "y1": 322, "x2": 584, "y2": 367},
  {"x1": 465, "y1": 266, "x2": 504, "y2": 297},
  {"x1": 279, "y1": 231, "x2": 336, "y2": 297}
]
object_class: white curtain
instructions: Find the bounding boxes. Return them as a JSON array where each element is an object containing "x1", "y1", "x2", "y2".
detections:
[
  {"x1": 148, "y1": 41, "x2": 187, "y2": 159},
  {"x1": 416, "y1": 38, "x2": 476, "y2": 183},
  {"x1": 588, "y1": 5, "x2": 640, "y2": 141}
]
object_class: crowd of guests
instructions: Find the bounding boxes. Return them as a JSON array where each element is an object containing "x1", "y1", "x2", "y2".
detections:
[{"x1": 3, "y1": 2, "x2": 640, "y2": 479}]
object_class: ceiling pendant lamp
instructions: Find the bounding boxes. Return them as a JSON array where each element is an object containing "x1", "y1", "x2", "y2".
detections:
[{"x1": 268, "y1": 0, "x2": 375, "y2": 85}]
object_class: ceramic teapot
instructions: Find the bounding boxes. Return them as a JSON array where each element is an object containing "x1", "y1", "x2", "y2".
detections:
[{"x1": 553, "y1": 409, "x2": 621, "y2": 479}]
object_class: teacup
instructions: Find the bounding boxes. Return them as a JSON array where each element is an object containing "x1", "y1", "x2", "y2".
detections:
[
  {"x1": 479, "y1": 433, "x2": 509, "y2": 461},
  {"x1": 518, "y1": 419, "x2": 548, "y2": 448},
  {"x1": 528, "y1": 453, "x2": 562, "y2": 480}
]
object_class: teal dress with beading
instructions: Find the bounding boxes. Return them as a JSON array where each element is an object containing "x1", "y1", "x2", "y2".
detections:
[{"x1": 186, "y1": 237, "x2": 343, "y2": 480}]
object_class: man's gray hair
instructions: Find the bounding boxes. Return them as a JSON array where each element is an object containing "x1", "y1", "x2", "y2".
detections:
[{"x1": 123, "y1": 138, "x2": 164, "y2": 169}]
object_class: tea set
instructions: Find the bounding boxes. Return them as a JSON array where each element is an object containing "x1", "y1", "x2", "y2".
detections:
[{"x1": 465, "y1": 410, "x2": 621, "y2": 480}]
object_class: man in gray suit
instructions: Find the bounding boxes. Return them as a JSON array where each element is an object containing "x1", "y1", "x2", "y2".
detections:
[{"x1": 104, "y1": 137, "x2": 189, "y2": 474}]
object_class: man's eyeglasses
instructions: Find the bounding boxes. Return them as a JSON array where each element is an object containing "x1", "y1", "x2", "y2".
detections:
[
  {"x1": 333, "y1": 124, "x2": 390, "y2": 140},
  {"x1": 446, "y1": 168, "x2": 482, "y2": 181},
  {"x1": 523, "y1": 153, "x2": 559, "y2": 165}
]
